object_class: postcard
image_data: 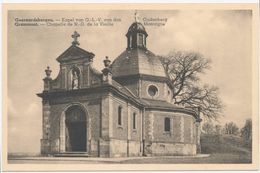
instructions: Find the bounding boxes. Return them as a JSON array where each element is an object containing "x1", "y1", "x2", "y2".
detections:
[{"x1": 2, "y1": 3, "x2": 259, "y2": 171}]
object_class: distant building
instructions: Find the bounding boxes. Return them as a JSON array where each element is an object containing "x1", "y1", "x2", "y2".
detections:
[{"x1": 37, "y1": 20, "x2": 202, "y2": 157}]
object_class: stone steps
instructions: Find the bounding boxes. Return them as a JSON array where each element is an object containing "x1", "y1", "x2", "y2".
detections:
[{"x1": 54, "y1": 152, "x2": 91, "y2": 157}]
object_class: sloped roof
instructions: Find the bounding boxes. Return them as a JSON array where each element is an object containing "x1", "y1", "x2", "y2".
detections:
[
  {"x1": 139, "y1": 98, "x2": 198, "y2": 117},
  {"x1": 56, "y1": 45, "x2": 95, "y2": 63},
  {"x1": 111, "y1": 48, "x2": 167, "y2": 78},
  {"x1": 140, "y1": 98, "x2": 181, "y2": 109},
  {"x1": 111, "y1": 80, "x2": 138, "y2": 99}
]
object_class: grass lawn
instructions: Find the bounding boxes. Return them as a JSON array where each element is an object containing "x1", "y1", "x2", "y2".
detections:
[
  {"x1": 8, "y1": 153, "x2": 251, "y2": 164},
  {"x1": 120, "y1": 153, "x2": 251, "y2": 164}
]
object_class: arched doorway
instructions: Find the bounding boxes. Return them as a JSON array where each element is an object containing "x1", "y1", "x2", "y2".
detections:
[{"x1": 65, "y1": 105, "x2": 87, "y2": 152}]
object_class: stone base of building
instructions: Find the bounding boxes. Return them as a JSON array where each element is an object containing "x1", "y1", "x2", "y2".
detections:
[
  {"x1": 40, "y1": 139, "x2": 51, "y2": 155},
  {"x1": 99, "y1": 139, "x2": 142, "y2": 158},
  {"x1": 41, "y1": 139, "x2": 197, "y2": 157},
  {"x1": 144, "y1": 141, "x2": 196, "y2": 156}
]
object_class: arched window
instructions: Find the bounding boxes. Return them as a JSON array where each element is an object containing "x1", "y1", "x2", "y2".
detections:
[
  {"x1": 164, "y1": 117, "x2": 170, "y2": 132},
  {"x1": 118, "y1": 106, "x2": 122, "y2": 126},
  {"x1": 137, "y1": 33, "x2": 143, "y2": 46},
  {"x1": 133, "y1": 112, "x2": 136, "y2": 129},
  {"x1": 143, "y1": 34, "x2": 146, "y2": 46},
  {"x1": 129, "y1": 36, "x2": 132, "y2": 48}
]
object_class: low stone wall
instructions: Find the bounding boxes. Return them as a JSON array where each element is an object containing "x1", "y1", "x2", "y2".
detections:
[{"x1": 145, "y1": 142, "x2": 196, "y2": 156}]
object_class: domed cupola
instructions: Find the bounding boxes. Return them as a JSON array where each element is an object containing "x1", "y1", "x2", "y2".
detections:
[
  {"x1": 111, "y1": 13, "x2": 167, "y2": 79},
  {"x1": 110, "y1": 12, "x2": 171, "y2": 99},
  {"x1": 126, "y1": 19, "x2": 148, "y2": 50}
]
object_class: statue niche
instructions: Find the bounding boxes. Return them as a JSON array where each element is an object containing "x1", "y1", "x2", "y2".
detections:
[{"x1": 70, "y1": 67, "x2": 80, "y2": 90}]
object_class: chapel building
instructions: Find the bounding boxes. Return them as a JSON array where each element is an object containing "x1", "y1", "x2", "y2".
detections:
[{"x1": 37, "y1": 20, "x2": 202, "y2": 157}]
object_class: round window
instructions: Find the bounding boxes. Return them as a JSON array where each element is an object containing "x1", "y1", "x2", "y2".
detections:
[{"x1": 148, "y1": 85, "x2": 158, "y2": 97}]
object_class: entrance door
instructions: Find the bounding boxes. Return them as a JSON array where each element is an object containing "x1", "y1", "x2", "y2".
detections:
[{"x1": 65, "y1": 106, "x2": 87, "y2": 152}]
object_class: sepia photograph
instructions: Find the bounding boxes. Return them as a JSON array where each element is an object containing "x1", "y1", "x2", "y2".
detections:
[{"x1": 2, "y1": 3, "x2": 259, "y2": 171}]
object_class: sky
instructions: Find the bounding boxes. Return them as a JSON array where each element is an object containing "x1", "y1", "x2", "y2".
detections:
[{"x1": 7, "y1": 10, "x2": 252, "y2": 153}]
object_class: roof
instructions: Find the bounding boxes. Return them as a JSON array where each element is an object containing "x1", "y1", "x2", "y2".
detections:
[
  {"x1": 56, "y1": 45, "x2": 95, "y2": 63},
  {"x1": 140, "y1": 98, "x2": 198, "y2": 117},
  {"x1": 126, "y1": 22, "x2": 148, "y2": 36},
  {"x1": 111, "y1": 80, "x2": 138, "y2": 98},
  {"x1": 107, "y1": 83, "x2": 197, "y2": 118},
  {"x1": 110, "y1": 81, "x2": 186, "y2": 111},
  {"x1": 111, "y1": 48, "x2": 167, "y2": 78},
  {"x1": 140, "y1": 98, "x2": 181, "y2": 109}
]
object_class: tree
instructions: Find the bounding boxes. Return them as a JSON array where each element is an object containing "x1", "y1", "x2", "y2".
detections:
[
  {"x1": 159, "y1": 51, "x2": 223, "y2": 120},
  {"x1": 241, "y1": 119, "x2": 252, "y2": 147},
  {"x1": 224, "y1": 122, "x2": 239, "y2": 135},
  {"x1": 202, "y1": 122, "x2": 215, "y2": 134},
  {"x1": 215, "y1": 124, "x2": 222, "y2": 135}
]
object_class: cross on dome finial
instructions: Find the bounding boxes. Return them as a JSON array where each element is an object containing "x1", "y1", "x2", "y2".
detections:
[
  {"x1": 134, "y1": 10, "x2": 139, "y2": 22},
  {"x1": 71, "y1": 31, "x2": 80, "y2": 46}
]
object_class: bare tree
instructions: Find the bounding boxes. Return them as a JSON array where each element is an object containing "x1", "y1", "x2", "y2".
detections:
[{"x1": 159, "y1": 51, "x2": 223, "y2": 120}]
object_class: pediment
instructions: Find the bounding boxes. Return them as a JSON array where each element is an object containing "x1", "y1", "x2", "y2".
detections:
[{"x1": 56, "y1": 45, "x2": 95, "y2": 63}]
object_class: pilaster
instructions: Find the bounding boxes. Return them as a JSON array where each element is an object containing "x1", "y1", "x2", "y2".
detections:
[
  {"x1": 127, "y1": 103, "x2": 131, "y2": 140},
  {"x1": 195, "y1": 121, "x2": 201, "y2": 154},
  {"x1": 180, "y1": 116, "x2": 184, "y2": 143},
  {"x1": 59, "y1": 111, "x2": 65, "y2": 152},
  {"x1": 99, "y1": 94, "x2": 112, "y2": 157},
  {"x1": 147, "y1": 113, "x2": 154, "y2": 141},
  {"x1": 41, "y1": 99, "x2": 51, "y2": 155}
]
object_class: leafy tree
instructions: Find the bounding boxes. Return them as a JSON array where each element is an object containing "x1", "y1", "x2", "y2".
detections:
[
  {"x1": 215, "y1": 124, "x2": 222, "y2": 135},
  {"x1": 202, "y1": 122, "x2": 215, "y2": 134},
  {"x1": 159, "y1": 51, "x2": 223, "y2": 120},
  {"x1": 202, "y1": 122, "x2": 222, "y2": 135},
  {"x1": 241, "y1": 119, "x2": 252, "y2": 147},
  {"x1": 224, "y1": 122, "x2": 239, "y2": 135}
]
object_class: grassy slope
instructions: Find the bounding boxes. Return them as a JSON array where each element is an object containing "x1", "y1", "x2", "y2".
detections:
[
  {"x1": 200, "y1": 134, "x2": 252, "y2": 163},
  {"x1": 122, "y1": 134, "x2": 253, "y2": 164}
]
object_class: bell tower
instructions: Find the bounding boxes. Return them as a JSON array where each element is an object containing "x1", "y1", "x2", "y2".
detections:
[{"x1": 126, "y1": 12, "x2": 148, "y2": 50}]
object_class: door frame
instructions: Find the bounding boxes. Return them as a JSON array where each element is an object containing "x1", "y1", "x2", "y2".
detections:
[{"x1": 59, "y1": 103, "x2": 90, "y2": 153}]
